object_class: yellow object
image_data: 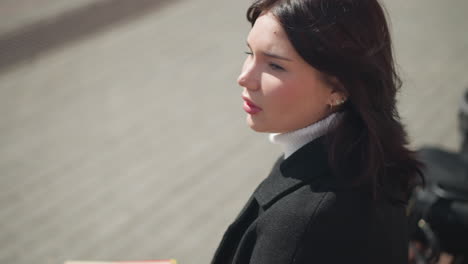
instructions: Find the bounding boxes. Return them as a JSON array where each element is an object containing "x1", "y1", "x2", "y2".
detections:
[{"x1": 65, "y1": 260, "x2": 177, "y2": 264}]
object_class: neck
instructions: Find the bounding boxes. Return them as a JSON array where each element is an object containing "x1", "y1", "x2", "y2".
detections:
[{"x1": 269, "y1": 113, "x2": 342, "y2": 158}]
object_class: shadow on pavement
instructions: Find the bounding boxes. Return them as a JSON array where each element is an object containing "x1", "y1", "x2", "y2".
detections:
[{"x1": 0, "y1": 0, "x2": 178, "y2": 74}]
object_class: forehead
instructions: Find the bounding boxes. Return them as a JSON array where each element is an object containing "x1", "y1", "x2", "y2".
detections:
[{"x1": 247, "y1": 13, "x2": 291, "y2": 52}]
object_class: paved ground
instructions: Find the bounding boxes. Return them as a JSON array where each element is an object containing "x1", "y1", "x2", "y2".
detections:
[
  {"x1": 0, "y1": 0, "x2": 98, "y2": 35},
  {"x1": 0, "y1": 1, "x2": 467, "y2": 264}
]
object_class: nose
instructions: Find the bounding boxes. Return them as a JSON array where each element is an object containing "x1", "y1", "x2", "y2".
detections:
[{"x1": 237, "y1": 60, "x2": 259, "y2": 91}]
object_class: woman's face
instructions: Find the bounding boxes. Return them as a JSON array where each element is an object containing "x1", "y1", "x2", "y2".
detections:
[{"x1": 238, "y1": 12, "x2": 342, "y2": 133}]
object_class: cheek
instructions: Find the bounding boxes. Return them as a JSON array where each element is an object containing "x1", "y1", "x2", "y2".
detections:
[
  {"x1": 261, "y1": 74, "x2": 291, "y2": 95},
  {"x1": 266, "y1": 78, "x2": 330, "y2": 117},
  {"x1": 264, "y1": 78, "x2": 306, "y2": 106}
]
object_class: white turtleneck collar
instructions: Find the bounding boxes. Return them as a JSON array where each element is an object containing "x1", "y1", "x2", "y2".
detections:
[{"x1": 269, "y1": 112, "x2": 342, "y2": 159}]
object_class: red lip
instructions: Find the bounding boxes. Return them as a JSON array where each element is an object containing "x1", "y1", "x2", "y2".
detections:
[{"x1": 242, "y1": 96, "x2": 262, "y2": 114}]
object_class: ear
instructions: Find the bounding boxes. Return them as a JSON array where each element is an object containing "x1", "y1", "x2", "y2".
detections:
[
  {"x1": 325, "y1": 76, "x2": 348, "y2": 107},
  {"x1": 328, "y1": 90, "x2": 347, "y2": 107}
]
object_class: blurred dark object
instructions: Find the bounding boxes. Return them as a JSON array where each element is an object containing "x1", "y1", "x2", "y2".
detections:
[{"x1": 408, "y1": 88, "x2": 468, "y2": 264}]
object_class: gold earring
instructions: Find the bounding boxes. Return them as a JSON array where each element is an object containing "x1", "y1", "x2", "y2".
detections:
[
  {"x1": 336, "y1": 98, "x2": 347, "y2": 105},
  {"x1": 329, "y1": 98, "x2": 346, "y2": 110}
]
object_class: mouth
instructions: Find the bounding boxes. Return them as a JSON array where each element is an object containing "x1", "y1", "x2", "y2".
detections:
[{"x1": 242, "y1": 96, "x2": 262, "y2": 114}]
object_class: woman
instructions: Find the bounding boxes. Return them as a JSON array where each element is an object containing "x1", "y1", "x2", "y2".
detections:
[{"x1": 212, "y1": 0, "x2": 424, "y2": 263}]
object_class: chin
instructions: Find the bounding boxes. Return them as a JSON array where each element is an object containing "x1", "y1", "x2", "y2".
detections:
[
  {"x1": 246, "y1": 115, "x2": 300, "y2": 134},
  {"x1": 248, "y1": 124, "x2": 269, "y2": 133},
  {"x1": 246, "y1": 115, "x2": 272, "y2": 133}
]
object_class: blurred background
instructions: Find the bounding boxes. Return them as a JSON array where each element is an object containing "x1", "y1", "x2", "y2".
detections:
[{"x1": 0, "y1": 0, "x2": 467, "y2": 264}]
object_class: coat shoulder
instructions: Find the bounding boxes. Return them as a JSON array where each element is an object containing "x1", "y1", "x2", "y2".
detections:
[
  {"x1": 250, "y1": 182, "x2": 408, "y2": 264},
  {"x1": 288, "y1": 184, "x2": 409, "y2": 264},
  {"x1": 254, "y1": 183, "x2": 368, "y2": 251},
  {"x1": 251, "y1": 185, "x2": 381, "y2": 263},
  {"x1": 261, "y1": 182, "x2": 372, "y2": 226}
]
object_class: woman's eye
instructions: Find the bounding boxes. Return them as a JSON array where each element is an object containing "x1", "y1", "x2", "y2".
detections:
[
  {"x1": 242, "y1": 51, "x2": 285, "y2": 71},
  {"x1": 269, "y1": 63, "x2": 285, "y2": 71}
]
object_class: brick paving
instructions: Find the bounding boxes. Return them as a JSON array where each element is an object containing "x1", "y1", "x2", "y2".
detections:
[{"x1": 0, "y1": 1, "x2": 467, "y2": 264}]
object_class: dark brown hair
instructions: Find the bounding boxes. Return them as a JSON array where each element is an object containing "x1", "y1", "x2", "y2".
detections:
[{"x1": 247, "y1": 0, "x2": 424, "y2": 202}]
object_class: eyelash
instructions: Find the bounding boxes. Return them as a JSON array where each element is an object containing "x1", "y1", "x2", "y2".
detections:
[
  {"x1": 269, "y1": 63, "x2": 285, "y2": 71},
  {"x1": 243, "y1": 51, "x2": 285, "y2": 71}
]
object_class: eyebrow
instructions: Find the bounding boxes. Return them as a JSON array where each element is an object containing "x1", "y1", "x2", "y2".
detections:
[{"x1": 246, "y1": 42, "x2": 293, "y2": 62}]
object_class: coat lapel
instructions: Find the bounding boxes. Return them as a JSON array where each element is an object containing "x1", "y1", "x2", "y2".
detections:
[
  {"x1": 211, "y1": 195, "x2": 260, "y2": 264},
  {"x1": 254, "y1": 136, "x2": 332, "y2": 210},
  {"x1": 212, "y1": 136, "x2": 334, "y2": 264}
]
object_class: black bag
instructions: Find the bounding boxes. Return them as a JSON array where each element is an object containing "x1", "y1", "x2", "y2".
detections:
[{"x1": 408, "y1": 88, "x2": 468, "y2": 263}]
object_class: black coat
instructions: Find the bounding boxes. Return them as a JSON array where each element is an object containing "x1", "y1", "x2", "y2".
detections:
[{"x1": 211, "y1": 137, "x2": 408, "y2": 264}]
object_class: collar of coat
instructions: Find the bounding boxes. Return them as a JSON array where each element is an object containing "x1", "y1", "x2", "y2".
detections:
[{"x1": 254, "y1": 135, "x2": 334, "y2": 210}]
